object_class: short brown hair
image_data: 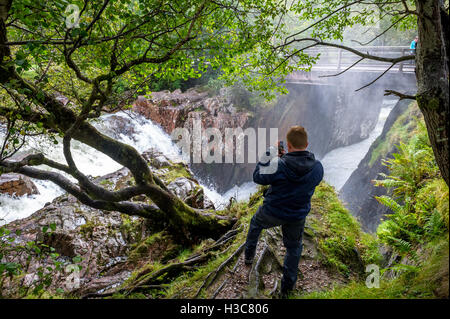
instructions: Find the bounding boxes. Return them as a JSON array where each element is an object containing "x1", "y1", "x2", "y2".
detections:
[{"x1": 286, "y1": 126, "x2": 308, "y2": 149}]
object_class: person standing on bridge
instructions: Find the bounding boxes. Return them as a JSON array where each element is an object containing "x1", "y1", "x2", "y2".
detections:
[
  {"x1": 244, "y1": 126, "x2": 324, "y2": 298},
  {"x1": 410, "y1": 36, "x2": 418, "y2": 54}
]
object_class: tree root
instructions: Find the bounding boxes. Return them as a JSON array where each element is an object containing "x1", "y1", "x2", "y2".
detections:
[
  {"x1": 246, "y1": 243, "x2": 270, "y2": 298},
  {"x1": 193, "y1": 242, "x2": 245, "y2": 298},
  {"x1": 122, "y1": 253, "x2": 210, "y2": 296},
  {"x1": 81, "y1": 226, "x2": 244, "y2": 299},
  {"x1": 211, "y1": 278, "x2": 229, "y2": 299},
  {"x1": 246, "y1": 232, "x2": 284, "y2": 299}
]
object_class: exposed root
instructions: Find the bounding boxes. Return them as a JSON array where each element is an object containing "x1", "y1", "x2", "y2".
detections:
[
  {"x1": 194, "y1": 242, "x2": 245, "y2": 298},
  {"x1": 183, "y1": 227, "x2": 241, "y2": 263},
  {"x1": 123, "y1": 253, "x2": 210, "y2": 296},
  {"x1": 246, "y1": 243, "x2": 270, "y2": 298},
  {"x1": 81, "y1": 226, "x2": 244, "y2": 299},
  {"x1": 211, "y1": 278, "x2": 229, "y2": 299},
  {"x1": 269, "y1": 279, "x2": 279, "y2": 297}
]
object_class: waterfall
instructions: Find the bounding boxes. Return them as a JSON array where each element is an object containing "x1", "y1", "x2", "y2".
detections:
[
  {"x1": 321, "y1": 98, "x2": 398, "y2": 190},
  {"x1": 0, "y1": 111, "x2": 257, "y2": 225}
]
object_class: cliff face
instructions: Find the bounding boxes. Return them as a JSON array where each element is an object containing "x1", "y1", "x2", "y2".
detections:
[
  {"x1": 340, "y1": 100, "x2": 421, "y2": 232},
  {"x1": 133, "y1": 88, "x2": 250, "y2": 135},
  {"x1": 133, "y1": 84, "x2": 384, "y2": 192},
  {"x1": 253, "y1": 82, "x2": 383, "y2": 158}
]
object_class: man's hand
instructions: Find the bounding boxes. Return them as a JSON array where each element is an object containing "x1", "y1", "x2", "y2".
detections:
[{"x1": 278, "y1": 140, "x2": 286, "y2": 157}]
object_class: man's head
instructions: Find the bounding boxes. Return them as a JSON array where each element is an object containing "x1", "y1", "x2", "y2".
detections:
[
  {"x1": 286, "y1": 126, "x2": 308, "y2": 152},
  {"x1": 415, "y1": 36, "x2": 418, "y2": 41}
]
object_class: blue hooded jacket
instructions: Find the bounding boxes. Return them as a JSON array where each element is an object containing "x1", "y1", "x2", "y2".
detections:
[{"x1": 253, "y1": 150, "x2": 324, "y2": 220}]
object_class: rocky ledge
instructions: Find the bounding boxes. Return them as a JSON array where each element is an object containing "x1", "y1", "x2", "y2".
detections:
[
  {"x1": 133, "y1": 88, "x2": 250, "y2": 136},
  {"x1": 2, "y1": 148, "x2": 215, "y2": 296},
  {"x1": 0, "y1": 173, "x2": 39, "y2": 197}
]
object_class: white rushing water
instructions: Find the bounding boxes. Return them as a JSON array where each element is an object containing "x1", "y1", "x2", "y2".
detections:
[
  {"x1": 0, "y1": 112, "x2": 257, "y2": 225},
  {"x1": 321, "y1": 98, "x2": 398, "y2": 190}
]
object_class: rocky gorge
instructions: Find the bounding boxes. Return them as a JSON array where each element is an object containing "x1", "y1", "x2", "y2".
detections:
[
  {"x1": 1, "y1": 148, "x2": 215, "y2": 296},
  {"x1": 340, "y1": 100, "x2": 421, "y2": 232},
  {"x1": 132, "y1": 84, "x2": 385, "y2": 192}
]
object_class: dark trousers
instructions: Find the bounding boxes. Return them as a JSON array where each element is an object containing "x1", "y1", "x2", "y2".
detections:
[{"x1": 244, "y1": 206, "x2": 306, "y2": 292}]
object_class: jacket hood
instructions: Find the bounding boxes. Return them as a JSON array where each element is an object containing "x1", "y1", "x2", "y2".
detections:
[{"x1": 281, "y1": 151, "x2": 317, "y2": 181}]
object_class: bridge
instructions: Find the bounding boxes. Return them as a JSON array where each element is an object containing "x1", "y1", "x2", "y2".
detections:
[{"x1": 286, "y1": 46, "x2": 416, "y2": 92}]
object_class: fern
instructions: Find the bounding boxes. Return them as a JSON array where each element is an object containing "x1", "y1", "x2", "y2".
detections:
[
  {"x1": 375, "y1": 196, "x2": 403, "y2": 214},
  {"x1": 375, "y1": 115, "x2": 448, "y2": 257},
  {"x1": 424, "y1": 209, "x2": 444, "y2": 237}
]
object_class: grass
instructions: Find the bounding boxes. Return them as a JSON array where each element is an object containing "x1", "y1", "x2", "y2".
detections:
[
  {"x1": 308, "y1": 183, "x2": 382, "y2": 276},
  {"x1": 300, "y1": 237, "x2": 448, "y2": 299}
]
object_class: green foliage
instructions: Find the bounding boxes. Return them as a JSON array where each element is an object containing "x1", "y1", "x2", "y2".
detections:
[
  {"x1": 309, "y1": 182, "x2": 382, "y2": 275},
  {"x1": 369, "y1": 102, "x2": 422, "y2": 167},
  {"x1": 374, "y1": 117, "x2": 448, "y2": 259},
  {"x1": 0, "y1": 224, "x2": 82, "y2": 298},
  {"x1": 300, "y1": 237, "x2": 449, "y2": 299}
]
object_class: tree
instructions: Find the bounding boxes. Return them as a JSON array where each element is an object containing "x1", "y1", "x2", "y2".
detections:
[
  {"x1": 0, "y1": 0, "x2": 289, "y2": 242},
  {"x1": 223, "y1": 0, "x2": 448, "y2": 185}
]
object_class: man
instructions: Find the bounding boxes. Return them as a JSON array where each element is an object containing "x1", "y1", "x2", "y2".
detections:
[
  {"x1": 244, "y1": 126, "x2": 323, "y2": 297},
  {"x1": 410, "y1": 36, "x2": 418, "y2": 54}
]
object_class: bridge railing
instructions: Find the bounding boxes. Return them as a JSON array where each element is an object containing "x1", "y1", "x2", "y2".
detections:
[{"x1": 303, "y1": 46, "x2": 415, "y2": 72}]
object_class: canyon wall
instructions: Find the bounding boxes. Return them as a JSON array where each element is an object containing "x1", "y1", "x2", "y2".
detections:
[{"x1": 340, "y1": 100, "x2": 420, "y2": 232}]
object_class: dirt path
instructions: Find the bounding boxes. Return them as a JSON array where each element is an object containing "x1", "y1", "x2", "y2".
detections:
[{"x1": 201, "y1": 227, "x2": 347, "y2": 299}]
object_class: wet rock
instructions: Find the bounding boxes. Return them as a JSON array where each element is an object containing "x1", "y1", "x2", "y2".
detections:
[
  {"x1": 167, "y1": 177, "x2": 213, "y2": 209},
  {"x1": 102, "y1": 114, "x2": 136, "y2": 139},
  {"x1": 0, "y1": 173, "x2": 39, "y2": 197},
  {"x1": 2, "y1": 148, "x2": 216, "y2": 295},
  {"x1": 133, "y1": 89, "x2": 250, "y2": 137}
]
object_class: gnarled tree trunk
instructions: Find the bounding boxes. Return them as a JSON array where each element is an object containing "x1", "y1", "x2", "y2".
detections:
[{"x1": 415, "y1": 0, "x2": 449, "y2": 185}]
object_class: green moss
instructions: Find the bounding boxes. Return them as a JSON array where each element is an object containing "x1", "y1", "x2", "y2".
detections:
[
  {"x1": 119, "y1": 215, "x2": 143, "y2": 242},
  {"x1": 369, "y1": 102, "x2": 421, "y2": 167},
  {"x1": 79, "y1": 220, "x2": 98, "y2": 239},
  {"x1": 299, "y1": 237, "x2": 448, "y2": 299},
  {"x1": 309, "y1": 182, "x2": 381, "y2": 276},
  {"x1": 128, "y1": 231, "x2": 166, "y2": 263},
  {"x1": 159, "y1": 163, "x2": 192, "y2": 184},
  {"x1": 99, "y1": 179, "x2": 114, "y2": 187}
]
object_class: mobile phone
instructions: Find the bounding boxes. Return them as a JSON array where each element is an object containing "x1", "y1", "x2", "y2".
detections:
[{"x1": 278, "y1": 141, "x2": 285, "y2": 155}]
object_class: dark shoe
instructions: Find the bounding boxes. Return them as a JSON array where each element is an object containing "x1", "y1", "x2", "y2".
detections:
[
  {"x1": 280, "y1": 289, "x2": 291, "y2": 299},
  {"x1": 244, "y1": 257, "x2": 253, "y2": 265}
]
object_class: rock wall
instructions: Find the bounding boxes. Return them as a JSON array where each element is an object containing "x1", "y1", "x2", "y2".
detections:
[{"x1": 340, "y1": 100, "x2": 420, "y2": 232}]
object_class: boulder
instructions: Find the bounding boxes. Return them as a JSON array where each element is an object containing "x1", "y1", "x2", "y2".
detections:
[
  {"x1": 167, "y1": 177, "x2": 214, "y2": 209},
  {"x1": 0, "y1": 173, "x2": 39, "y2": 197}
]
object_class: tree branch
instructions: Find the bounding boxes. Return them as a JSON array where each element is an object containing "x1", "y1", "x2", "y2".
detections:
[{"x1": 384, "y1": 89, "x2": 416, "y2": 100}]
